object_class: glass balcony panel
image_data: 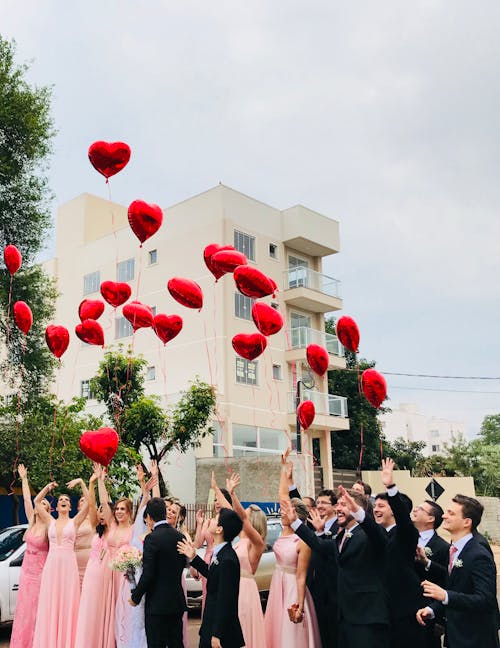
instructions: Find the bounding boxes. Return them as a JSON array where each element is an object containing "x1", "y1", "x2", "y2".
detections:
[
  {"x1": 288, "y1": 390, "x2": 348, "y2": 418},
  {"x1": 285, "y1": 267, "x2": 341, "y2": 298},
  {"x1": 289, "y1": 326, "x2": 344, "y2": 357}
]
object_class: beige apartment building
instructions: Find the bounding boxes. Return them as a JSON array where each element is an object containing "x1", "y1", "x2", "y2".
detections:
[{"x1": 46, "y1": 185, "x2": 349, "y2": 502}]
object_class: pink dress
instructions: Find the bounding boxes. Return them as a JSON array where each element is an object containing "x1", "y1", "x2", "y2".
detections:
[
  {"x1": 101, "y1": 524, "x2": 133, "y2": 648},
  {"x1": 75, "y1": 533, "x2": 108, "y2": 648},
  {"x1": 234, "y1": 538, "x2": 266, "y2": 648},
  {"x1": 75, "y1": 518, "x2": 94, "y2": 588},
  {"x1": 10, "y1": 529, "x2": 48, "y2": 648},
  {"x1": 264, "y1": 533, "x2": 320, "y2": 648},
  {"x1": 32, "y1": 519, "x2": 81, "y2": 648}
]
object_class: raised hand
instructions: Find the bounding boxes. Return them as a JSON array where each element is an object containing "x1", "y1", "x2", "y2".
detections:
[
  {"x1": 136, "y1": 464, "x2": 146, "y2": 483},
  {"x1": 66, "y1": 478, "x2": 83, "y2": 490},
  {"x1": 144, "y1": 474, "x2": 158, "y2": 493},
  {"x1": 150, "y1": 459, "x2": 158, "y2": 477},
  {"x1": 280, "y1": 498, "x2": 298, "y2": 524},
  {"x1": 211, "y1": 470, "x2": 218, "y2": 491},
  {"x1": 338, "y1": 485, "x2": 360, "y2": 513},
  {"x1": 90, "y1": 462, "x2": 101, "y2": 482},
  {"x1": 308, "y1": 507, "x2": 326, "y2": 533},
  {"x1": 381, "y1": 457, "x2": 395, "y2": 487},
  {"x1": 18, "y1": 463, "x2": 28, "y2": 480},
  {"x1": 281, "y1": 447, "x2": 291, "y2": 466},
  {"x1": 177, "y1": 537, "x2": 196, "y2": 561},
  {"x1": 195, "y1": 509, "x2": 205, "y2": 526},
  {"x1": 226, "y1": 472, "x2": 240, "y2": 494}
]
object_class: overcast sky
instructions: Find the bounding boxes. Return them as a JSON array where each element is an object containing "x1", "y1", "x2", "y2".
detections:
[{"x1": 2, "y1": 1, "x2": 500, "y2": 437}]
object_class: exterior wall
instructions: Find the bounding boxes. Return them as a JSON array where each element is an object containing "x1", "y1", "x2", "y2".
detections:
[{"x1": 477, "y1": 496, "x2": 500, "y2": 544}]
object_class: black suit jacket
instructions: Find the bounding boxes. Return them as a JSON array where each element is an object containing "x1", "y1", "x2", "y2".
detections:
[
  {"x1": 191, "y1": 543, "x2": 244, "y2": 648},
  {"x1": 131, "y1": 523, "x2": 187, "y2": 616},
  {"x1": 430, "y1": 536, "x2": 499, "y2": 648},
  {"x1": 415, "y1": 531, "x2": 450, "y2": 588}
]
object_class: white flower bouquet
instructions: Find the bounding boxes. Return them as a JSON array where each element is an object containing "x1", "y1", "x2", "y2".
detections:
[{"x1": 110, "y1": 545, "x2": 142, "y2": 586}]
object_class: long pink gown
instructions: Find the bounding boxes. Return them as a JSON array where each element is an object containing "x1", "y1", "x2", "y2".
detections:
[
  {"x1": 75, "y1": 518, "x2": 94, "y2": 588},
  {"x1": 32, "y1": 519, "x2": 81, "y2": 648},
  {"x1": 101, "y1": 523, "x2": 133, "y2": 648},
  {"x1": 234, "y1": 538, "x2": 266, "y2": 648},
  {"x1": 264, "y1": 533, "x2": 320, "y2": 648},
  {"x1": 74, "y1": 532, "x2": 108, "y2": 648},
  {"x1": 10, "y1": 529, "x2": 48, "y2": 648}
]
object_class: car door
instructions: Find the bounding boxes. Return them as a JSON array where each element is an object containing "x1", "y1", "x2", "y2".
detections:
[{"x1": 9, "y1": 550, "x2": 24, "y2": 618}]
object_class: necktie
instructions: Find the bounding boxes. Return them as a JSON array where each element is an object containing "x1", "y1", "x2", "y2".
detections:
[
  {"x1": 338, "y1": 530, "x2": 347, "y2": 553},
  {"x1": 448, "y1": 545, "x2": 458, "y2": 574}
]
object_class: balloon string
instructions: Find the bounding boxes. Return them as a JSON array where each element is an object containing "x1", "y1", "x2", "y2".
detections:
[
  {"x1": 135, "y1": 248, "x2": 143, "y2": 301},
  {"x1": 49, "y1": 406, "x2": 57, "y2": 482},
  {"x1": 211, "y1": 284, "x2": 219, "y2": 386},
  {"x1": 5, "y1": 275, "x2": 13, "y2": 347},
  {"x1": 9, "y1": 336, "x2": 26, "y2": 494}
]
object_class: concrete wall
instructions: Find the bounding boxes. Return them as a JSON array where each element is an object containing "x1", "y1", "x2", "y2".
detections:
[{"x1": 477, "y1": 496, "x2": 500, "y2": 544}]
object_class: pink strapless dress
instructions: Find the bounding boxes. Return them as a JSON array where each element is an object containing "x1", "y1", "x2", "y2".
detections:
[
  {"x1": 75, "y1": 532, "x2": 108, "y2": 648},
  {"x1": 32, "y1": 518, "x2": 80, "y2": 648},
  {"x1": 264, "y1": 533, "x2": 320, "y2": 648},
  {"x1": 235, "y1": 538, "x2": 266, "y2": 648},
  {"x1": 10, "y1": 529, "x2": 48, "y2": 648}
]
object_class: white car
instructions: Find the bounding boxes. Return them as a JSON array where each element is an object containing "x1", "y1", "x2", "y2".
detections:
[{"x1": 0, "y1": 525, "x2": 28, "y2": 623}]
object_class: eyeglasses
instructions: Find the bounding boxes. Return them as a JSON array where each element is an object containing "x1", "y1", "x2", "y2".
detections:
[{"x1": 414, "y1": 505, "x2": 433, "y2": 516}]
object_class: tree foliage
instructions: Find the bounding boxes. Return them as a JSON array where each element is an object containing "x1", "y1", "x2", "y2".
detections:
[{"x1": 384, "y1": 437, "x2": 426, "y2": 473}]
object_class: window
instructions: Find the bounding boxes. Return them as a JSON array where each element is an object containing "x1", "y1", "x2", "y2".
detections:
[
  {"x1": 148, "y1": 249, "x2": 158, "y2": 265},
  {"x1": 272, "y1": 364, "x2": 282, "y2": 380},
  {"x1": 288, "y1": 256, "x2": 309, "y2": 288},
  {"x1": 232, "y1": 424, "x2": 287, "y2": 456},
  {"x1": 235, "y1": 358, "x2": 258, "y2": 385},
  {"x1": 80, "y1": 380, "x2": 94, "y2": 400},
  {"x1": 146, "y1": 366, "x2": 156, "y2": 381},
  {"x1": 234, "y1": 230, "x2": 255, "y2": 261},
  {"x1": 431, "y1": 444, "x2": 441, "y2": 453},
  {"x1": 213, "y1": 423, "x2": 226, "y2": 457},
  {"x1": 430, "y1": 429, "x2": 440, "y2": 438},
  {"x1": 234, "y1": 293, "x2": 254, "y2": 320},
  {"x1": 269, "y1": 243, "x2": 278, "y2": 259},
  {"x1": 83, "y1": 271, "x2": 100, "y2": 295},
  {"x1": 115, "y1": 316, "x2": 133, "y2": 339},
  {"x1": 117, "y1": 258, "x2": 135, "y2": 282}
]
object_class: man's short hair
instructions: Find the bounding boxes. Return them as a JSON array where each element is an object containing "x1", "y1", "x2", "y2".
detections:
[
  {"x1": 218, "y1": 507, "x2": 243, "y2": 542},
  {"x1": 375, "y1": 492, "x2": 413, "y2": 514},
  {"x1": 340, "y1": 489, "x2": 368, "y2": 511},
  {"x1": 452, "y1": 494, "x2": 484, "y2": 531},
  {"x1": 145, "y1": 497, "x2": 166, "y2": 523},
  {"x1": 356, "y1": 480, "x2": 372, "y2": 496},
  {"x1": 425, "y1": 500, "x2": 444, "y2": 529},
  {"x1": 317, "y1": 489, "x2": 337, "y2": 506}
]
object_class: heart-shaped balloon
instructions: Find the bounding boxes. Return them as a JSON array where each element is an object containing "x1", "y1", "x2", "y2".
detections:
[
  {"x1": 297, "y1": 400, "x2": 315, "y2": 430},
  {"x1": 232, "y1": 333, "x2": 267, "y2": 361},
  {"x1": 203, "y1": 243, "x2": 235, "y2": 281},
  {"x1": 100, "y1": 281, "x2": 131, "y2": 308},
  {"x1": 78, "y1": 298, "x2": 105, "y2": 322},
  {"x1": 306, "y1": 344, "x2": 329, "y2": 376},
  {"x1": 4, "y1": 245, "x2": 22, "y2": 276},
  {"x1": 211, "y1": 250, "x2": 247, "y2": 277},
  {"x1": 128, "y1": 200, "x2": 163, "y2": 246},
  {"x1": 167, "y1": 277, "x2": 203, "y2": 310},
  {"x1": 88, "y1": 141, "x2": 131, "y2": 179},
  {"x1": 13, "y1": 301, "x2": 33, "y2": 335},
  {"x1": 45, "y1": 325, "x2": 70, "y2": 358},
  {"x1": 123, "y1": 301, "x2": 154, "y2": 331},
  {"x1": 79, "y1": 427, "x2": 119, "y2": 466},
  {"x1": 234, "y1": 265, "x2": 274, "y2": 298},
  {"x1": 153, "y1": 313, "x2": 183, "y2": 345},
  {"x1": 75, "y1": 319, "x2": 104, "y2": 346},
  {"x1": 252, "y1": 302, "x2": 283, "y2": 336},
  {"x1": 361, "y1": 368, "x2": 387, "y2": 409},
  {"x1": 336, "y1": 315, "x2": 360, "y2": 353}
]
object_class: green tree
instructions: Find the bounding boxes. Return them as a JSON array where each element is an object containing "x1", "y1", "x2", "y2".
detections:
[
  {"x1": 384, "y1": 437, "x2": 426, "y2": 473},
  {"x1": 478, "y1": 414, "x2": 500, "y2": 445}
]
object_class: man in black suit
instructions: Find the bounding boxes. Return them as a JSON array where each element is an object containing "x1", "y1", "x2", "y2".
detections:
[
  {"x1": 130, "y1": 497, "x2": 187, "y2": 648},
  {"x1": 178, "y1": 507, "x2": 244, "y2": 648},
  {"x1": 417, "y1": 494, "x2": 499, "y2": 648}
]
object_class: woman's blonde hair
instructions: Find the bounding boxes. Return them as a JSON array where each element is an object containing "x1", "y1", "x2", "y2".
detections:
[
  {"x1": 290, "y1": 497, "x2": 308, "y2": 523},
  {"x1": 114, "y1": 497, "x2": 133, "y2": 522},
  {"x1": 247, "y1": 504, "x2": 267, "y2": 541}
]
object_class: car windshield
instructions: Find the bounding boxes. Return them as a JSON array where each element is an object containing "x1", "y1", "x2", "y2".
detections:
[{"x1": 0, "y1": 527, "x2": 25, "y2": 561}]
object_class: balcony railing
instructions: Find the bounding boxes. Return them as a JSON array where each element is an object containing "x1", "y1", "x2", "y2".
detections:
[
  {"x1": 290, "y1": 326, "x2": 344, "y2": 357},
  {"x1": 289, "y1": 390, "x2": 348, "y2": 418},
  {"x1": 284, "y1": 267, "x2": 341, "y2": 299}
]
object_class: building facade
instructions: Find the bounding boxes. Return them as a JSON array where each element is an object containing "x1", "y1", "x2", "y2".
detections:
[{"x1": 45, "y1": 185, "x2": 349, "y2": 501}]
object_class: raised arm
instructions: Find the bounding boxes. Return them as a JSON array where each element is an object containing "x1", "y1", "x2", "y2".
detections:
[
  {"x1": 87, "y1": 463, "x2": 101, "y2": 528},
  {"x1": 381, "y1": 458, "x2": 418, "y2": 553},
  {"x1": 279, "y1": 449, "x2": 292, "y2": 503},
  {"x1": 226, "y1": 473, "x2": 265, "y2": 563},
  {"x1": 18, "y1": 464, "x2": 34, "y2": 525},
  {"x1": 34, "y1": 482, "x2": 57, "y2": 526},
  {"x1": 97, "y1": 469, "x2": 114, "y2": 526},
  {"x1": 150, "y1": 460, "x2": 161, "y2": 498},
  {"x1": 211, "y1": 471, "x2": 234, "y2": 511}
]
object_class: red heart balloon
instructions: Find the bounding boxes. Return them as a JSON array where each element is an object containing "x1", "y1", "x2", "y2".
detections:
[
  {"x1": 88, "y1": 141, "x2": 131, "y2": 179},
  {"x1": 45, "y1": 325, "x2": 70, "y2": 358},
  {"x1": 78, "y1": 299, "x2": 105, "y2": 322},
  {"x1": 4, "y1": 245, "x2": 22, "y2": 276},
  {"x1": 361, "y1": 368, "x2": 387, "y2": 409},
  {"x1": 128, "y1": 200, "x2": 163, "y2": 246},
  {"x1": 167, "y1": 277, "x2": 203, "y2": 310},
  {"x1": 203, "y1": 243, "x2": 236, "y2": 281},
  {"x1": 336, "y1": 315, "x2": 360, "y2": 353},
  {"x1": 100, "y1": 281, "x2": 131, "y2": 308},
  {"x1": 123, "y1": 301, "x2": 154, "y2": 331},
  {"x1": 153, "y1": 313, "x2": 183, "y2": 345},
  {"x1": 306, "y1": 344, "x2": 329, "y2": 376},
  {"x1": 13, "y1": 301, "x2": 33, "y2": 334},
  {"x1": 252, "y1": 302, "x2": 283, "y2": 336},
  {"x1": 297, "y1": 400, "x2": 315, "y2": 430},
  {"x1": 211, "y1": 250, "x2": 247, "y2": 277},
  {"x1": 79, "y1": 427, "x2": 119, "y2": 466},
  {"x1": 75, "y1": 319, "x2": 104, "y2": 346},
  {"x1": 232, "y1": 333, "x2": 267, "y2": 360},
  {"x1": 234, "y1": 265, "x2": 274, "y2": 298}
]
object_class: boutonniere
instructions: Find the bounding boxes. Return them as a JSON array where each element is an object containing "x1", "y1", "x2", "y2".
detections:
[
  {"x1": 453, "y1": 559, "x2": 463, "y2": 569},
  {"x1": 345, "y1": 531, "x2": 353, "y2": 540},
  {"x1": 424, "y1": 546, "x2": 433, "y2": 557},
  {"x1": 212, "y1": 557, "x2": 219, "y2": 566},
  {"x1": 324, "y1": 530, "x2": 332, "y2": 537}
]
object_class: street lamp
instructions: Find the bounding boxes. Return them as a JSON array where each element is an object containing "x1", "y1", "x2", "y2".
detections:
[{"x1": 295, "y1": 370, "x2": 315, "y2": 454}]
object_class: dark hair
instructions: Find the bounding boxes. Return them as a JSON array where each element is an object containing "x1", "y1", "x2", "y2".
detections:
[
  {"x1": 375, "y1": 491, "x2": 413, "y2": 514},
  {"x1": 317, "y1": 489, "x2": 337, "y2": 506},
  {"x1": 425, "y1": 500, "x2": 444, "y2": 529},
  {"x1": 340, "y1": 489, "x2": 369, "y2": 511},
  {"x1": 303, "y1": 496, "x2": 316, "y2": 509},
  {"x1": 145, "y1": 497, "x2": 166, "y2": 523},
  {"x1": 355, "y1": 480, "x2": 372, "y2": 496},
  {"x1": 96, "y1": 523, "x2": 106, "y2": 538},
  {"x1": 452, "y1": 495, "x2": 484, "y2": 531},
  {"x1": 220, "y1": 488, "x2": 233, "y2": 506},
  {"x1": 218, "y1": 507, "x2": 242, "y2": 542}
]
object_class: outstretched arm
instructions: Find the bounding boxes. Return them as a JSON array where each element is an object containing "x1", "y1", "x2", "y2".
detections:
[
  {"x1": 226, "y1": 473, "x2": 265, "y2": 567},
  {"x1": 97, "y1": 469, "x2": 114, "y2": 527},
  {"x1": 211, "y1": 471, "x2": 234, "y2": 511},
  {"x1": 34, "y1": 482, "x2": 57, "y2": 526},
  {"x1": 18, "y1": 464, "x2": 34, "y2": 525},
  {"x1": 279, "y1": 449, "x2": 293, "y2": 503}
]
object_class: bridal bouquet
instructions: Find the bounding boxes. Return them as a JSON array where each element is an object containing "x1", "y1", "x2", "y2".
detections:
[{"x1": 110, "y1": 545, "x2": 142, "y2": 586}]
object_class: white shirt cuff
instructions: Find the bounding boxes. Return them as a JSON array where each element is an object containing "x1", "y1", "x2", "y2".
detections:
[
  {"x1": 443, "y1": 592, "x2": 449, "y2": 605},
  {"x1": 289, "y1": 484, "x2": 297, "y2": 493},
  {"x1": 425, "y1": 559, "x2": 431, "y2": 571},
  {"x1": 290, "y1": 519, "x2": 302, "y2": 532},
  {"x1": 352, "y1": 508, "x2": 366, "y2": 523},
  {"x1": 386, "y1": 485, "x2": 398, "y2": 496}
]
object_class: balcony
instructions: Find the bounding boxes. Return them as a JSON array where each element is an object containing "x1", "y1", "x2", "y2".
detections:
[
  {"x1": 285, "y1": 326, "x2": 346, "y2": 370},
  {"x1": 282, "y1": 267, "x2": 342, "y2": 313},
  {"x1": 287, "y1": 390, "x2": 349, "y2": 431},
  {"x1": 281, "y1": 205, "x2": 340, "y2": 257}
]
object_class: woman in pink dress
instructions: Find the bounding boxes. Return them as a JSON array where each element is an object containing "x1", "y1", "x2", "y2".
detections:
[
  {"x1": 32, "y1": 481, "x2": 90, "y2": 648},
  {"x1": 264, "y1": 453, "x2": 321, "y2": 648},
  {"x1": 10, "y1": 464, "x2": 49, "y2": 648},
  {"x1": 73, "y1": 488, "x2": 95, "y2": 588}
]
